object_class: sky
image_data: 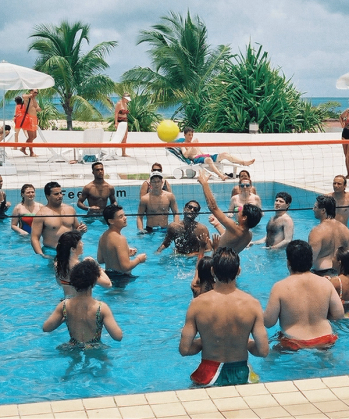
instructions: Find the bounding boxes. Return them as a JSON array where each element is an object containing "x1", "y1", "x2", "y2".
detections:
[{"x1": 1, "y1": 0, "x2": 349, "y2": 98}]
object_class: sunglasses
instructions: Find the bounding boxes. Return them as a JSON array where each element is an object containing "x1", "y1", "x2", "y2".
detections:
[
  {"x1": 152, "y1": 168, "x2": 162, "y2": 172},
  {"x1": 239, "y1": 184, "x2": 251, "y2": 188},
  {"x1": 186, "y1": 204, "x2": 199, "y2": 212}
]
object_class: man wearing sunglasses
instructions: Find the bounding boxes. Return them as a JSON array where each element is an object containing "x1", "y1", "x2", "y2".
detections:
[
  {"x1": 157, "y1": 200, "x2": 211, "y2": 255},
  {"x1": 228, "y1": 179, "x2": 261, "y2": 213}
]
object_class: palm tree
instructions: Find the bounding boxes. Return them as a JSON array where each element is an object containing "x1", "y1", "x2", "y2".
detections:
[
  {"x1": 28, "y1": 21, "x2": 117, "y2": 130},
  {"x1": 122, "y1": 11, "x2": 231, "y2": 108}
]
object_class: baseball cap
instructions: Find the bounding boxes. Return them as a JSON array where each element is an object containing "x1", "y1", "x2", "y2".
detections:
[
  {"x1": 123, "y1": 95, "x2": 131, "y2": 102},
  {"x1": 150, "y1": 171, "x2": 163, "y2": 180}
]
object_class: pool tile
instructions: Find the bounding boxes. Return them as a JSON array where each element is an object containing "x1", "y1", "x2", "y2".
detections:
[
  {"x1": 50, "y1": 399, "x2": 85, "y2": 412},
  {"x1": 242, "y1": 395, "x2": 279, "y2": 409},
  {"x1": 118, "y1": 404, "x2": 155, "y2": 419},
  {"x1": 322, "y1": 375, "x2": 349, "y2": 388},
  {"x1": 156, "y1": 416, "x2": 190, "y2": 419},
  {"x1": 283, "y1": 403, "x2": 322, "y2": 416},
  {"x1": 328, "y1": 410, "x2": 349, "y2": 418},
  {"x1": 331, "y1": 386, "x2": 349, "y2": 399},
  {"x1": 17, "y1": 402, "x2": 52, "y2": 416},
  {"x1": 181, "y1": 399, "x2": 219, "y2": 415},
  {"x1": 272, "y1": 392, "x2": 309, "y2": 405},
  {"x1": 205, "y1": 386, "x2": 240, "y2": 399},
  {"x1": 212, "y1": 397, "x2": 249, "y2": 411},
  {"x1": 190, "y1": 412, "x2": 225, "y2": 419},
  {"x1": 20, "y1": 415, "x2": 54, "y2": 419},
  {"x1": 150, "y1": 402, "x2": 187, "y2": 417},
  {"x1": 82, "y1": 396, "x2": 116, "y2": 409},
  {"x1": 235, "y1": 383, "x2": 269, "y2": 397},
  {"x1": 114, "y1": 394, "x2": 148, "y2": 407},
  {"x1": 221, "y1": 409, "x2": 259, "y2": 418},
  {"x1": 145, "y1": 391, "x2": 179, "y2": 404},
  {"x1": 264, "y1": 381, "x2": 298, "y2": 393},
  {"x1": 175, "y1": 389, "x2": 210, "y2": 402},
  {"x1": 252, "y1": 405, "x2": 292, "y2": 418},
  {"x1": 293, "y1": 378, "x2": 327, "y2": 391},
  {"x1": 0, "y1": 405, "x2": 18, "y2": 417},
  {"x1": 313, "y1": 400, "x2": 349, "y2": 413},
  {"x1": 302, "y1": 388, "x2": 338, "y2": 403},
  {"x1": 86, "y1": 407, "x2": 122, "y2": 418},
  {"x1": 54, "y1": 411, "x2": 88, "y2": 418},
  {"x1": 292, "y1": 414, "x2": 328, "y2": 419}
]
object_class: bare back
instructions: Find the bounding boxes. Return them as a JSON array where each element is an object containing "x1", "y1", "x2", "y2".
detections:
[
  {"x1": 219, "y1": 225, "x2": 252, "y2": 253},
  {"x1": 98, "y1": 229, "x2": 130, "y2": 272}
]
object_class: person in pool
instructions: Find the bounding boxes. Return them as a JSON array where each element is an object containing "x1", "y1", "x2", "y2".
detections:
[
  {"x1": 43, "y1": 258, "x2": 123, "y2": 349},
  {"x1": 179, "y1": 246, "x2": 269, "y2": 387},
  {"x1": 231, "y1": 170, "x2": 257, "y2": 196},
  {"x1": 0, "y1": 174, "x2": 11, "y2": 218},
  {"x1": 11, "y1": 184, "x2": 43, "y2": 235},
  {"x1": 97, "y1": 204, "x2": 147, "y2": 287},
  {"x1": 264, "y1": 240, "x2": 344, "y2": 351},
  {"x1": 329, "y1": 246, "x2": 349, "y2": 316},
  {"x1": 139, "y1": 162, "x2": 172, "y2": 198},
  {"x1": 228, "y1": 178, "x2": 262, "y2": 212},
  {"x1": 55, "y1": 230, "x2": 111, "y2": 298}
]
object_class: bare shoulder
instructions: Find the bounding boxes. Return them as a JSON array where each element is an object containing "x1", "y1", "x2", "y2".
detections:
[
  {"x1": 36, "y1": 205, "x2": 50, "y2": 216},
  {"x1": 196, "y1": 222, "x2": 209, "y2": 233},
  {"x1": 62, "y1": 203, "x2": 76, "y2": 215}
]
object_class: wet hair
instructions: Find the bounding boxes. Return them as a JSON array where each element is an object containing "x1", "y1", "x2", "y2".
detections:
[
  {"x1": 286, "y1": 240, "x2": 313, "y2": 273},
  {"x1": 316, "y1": 195, "x2": 336, "y2": 219},
  {"x1": 198, "y1": 256, "x2": 215, "y2": 292},
  {"x1": 44, "y1": 181, "x2": 61, "y2": 197},
  {"x1": 55, "y1": 230, "x2": 82, "y2": 279},
  {"x1": 69, "y1": 258, "x2": 100, "y2": 292},
  {"x1": 183, "y1": 127, "x2": 194, "y2": 135},
  {"x1": 92, "y1": 161, "x2": 103, "y2": 170},
  {"x1": 103, "y1": 204, "x2": 123, "y2": 225},
  {"x1": 242, "y1": 204, "x2": 262, "y2": 228},
  {"x1": 151, "y1": 162, "x2": 162, "y2": 171},
  {"x1": 15, "y1": 96, "x2": 23, "y2": 106},
  {"x1": 275, "y1": 192, "x2": 292, "y2": 205},
  {"x1": 336, "y1": 246, "x2": 349, "y2": 276},
  {"x1": 212, "y1": 247, "x2": 240, "y2": 283},
  {"x1": 238, "y1": 170, "x2": 251, "y2": 179},
  {"x1": 334, "y1": 175, "x2": 347, "y2": 186},
  {"x1": 4, "y1": 125, "x2": 10, "y2": 131},
  {"x1": 184, "y1": 200, "x2": 201, "y2": 212},
  {"x1": 21, "y1": 183, "x2": 35, "y2": 204}
]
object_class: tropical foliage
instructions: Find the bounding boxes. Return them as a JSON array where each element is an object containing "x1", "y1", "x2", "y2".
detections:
[
  {"x1": 28, "y1": 21, "x2": 117, "y2": 130},
  {"x1": 36, "y1": 97, "x2": 61, "y2": 130}
]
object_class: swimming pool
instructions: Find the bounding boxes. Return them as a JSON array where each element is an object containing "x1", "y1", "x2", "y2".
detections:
[{"x1": 1, "y1": 182, "x2": 347, "y2": 405}]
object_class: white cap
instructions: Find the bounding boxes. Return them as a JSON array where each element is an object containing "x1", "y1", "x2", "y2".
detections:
[{"x1": 123, "y1": 95, "x2": 131, "y2": 102}]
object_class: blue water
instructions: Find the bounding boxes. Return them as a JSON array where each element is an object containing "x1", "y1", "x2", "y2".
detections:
[{"x1": 0, "y1": 182, "x2": 348, "y2": 405}]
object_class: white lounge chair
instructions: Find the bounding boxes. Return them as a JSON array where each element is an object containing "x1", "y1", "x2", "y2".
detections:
[
  {"x1": 77, "y1": 128, "x2": 104, "y2": 163},
  {"x1": 100, "y1": 121, "x2": 127, "y2": 160}
]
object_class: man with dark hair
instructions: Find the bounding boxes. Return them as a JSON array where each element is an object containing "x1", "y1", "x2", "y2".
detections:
[
  {"x1": 253, "y1": 192, "x2": 293, "y2": 249},
  {"x1": 77, "y1": 162, "x2": 117, "y2": 219},
  {"x1": 179, "y1": 247, "x2": 269, "y2": 386},
  {"x1": 156, "y1": 199, "x2": 211, "y2": 255},
  {"x1": 327, "y1": 175, "x2": 349, "y2": 226},
  {"x1": 264, "y1": 240, "x2": 344, "y2": 351},
  {"x1": 0, "y1": 175, "x2": 11, "y2": 218},
  {"x1": 198, "y1": 170, "x2": 262, "y2": 253},
  {"x1": 97, "y1": 204, "x2": 146, "y2": 287},
  {"x1": 31, "y1": 182, "x2": 87, "y2": 258},
  {"x1": 308, "y1": 195, "x2": 349, "y2": 277},
  {"x1": 0, "y1": 124, "x2": 11, "y2": 141}
]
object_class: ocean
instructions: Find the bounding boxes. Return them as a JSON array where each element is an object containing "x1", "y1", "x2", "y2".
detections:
[{"x1": 1, "y1": 97, "x2": 348, "y2": 121}]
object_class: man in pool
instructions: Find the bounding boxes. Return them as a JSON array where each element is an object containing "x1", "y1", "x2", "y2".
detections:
[
  {"x1": 180, "y1": 127, "x2": 255, "y2": 181},
  {"x1": 179, "y1": 247, "x2": 269, "y2": 386},
  {"x1": 77, "y1": 162, "x2": 117, "y2": 220},
  {"x1": 97, "y1": 204, "x2": 147, "y2": 287},
  {"x1": 327, "y1": 175, "x2": 349, "y2": 226},
  {"x1": 264, "y1": 240, "x2": 344, "y2": 351},
  {"x1": 137, "y1": 171, "x2": 179, "y2": 233},
  {"x1": 31, "y1": 182, "x2": 87, "y2": 258},
  {"x1": 308, "y1": 195, "x2": 349, "y2": 277},
  {"x1": 0, "y1": 174, "x2": 11, "y2": 218},
  {"x1": 253, "y1": 192, "x2": 294, "y2": 250},
  {"x1": 156, "y1": 200, "x2": 211, "y2": 255},
  {"x1": 198, "y1": 170, "x2": 262, "y2": 253}
]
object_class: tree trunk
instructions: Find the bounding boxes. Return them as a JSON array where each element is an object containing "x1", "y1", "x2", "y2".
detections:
[{"x1": 62, "y1": 97, "x2": 73, "y2": 131}]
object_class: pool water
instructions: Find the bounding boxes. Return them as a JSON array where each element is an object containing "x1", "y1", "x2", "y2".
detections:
[{"x1": 0, "y1": 183, "x2": 348, "y2": 405}]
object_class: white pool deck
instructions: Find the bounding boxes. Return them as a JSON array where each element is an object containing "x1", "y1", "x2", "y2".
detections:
[{"x1": 1, "y1": 129, "x2": 349, "y2": 419}]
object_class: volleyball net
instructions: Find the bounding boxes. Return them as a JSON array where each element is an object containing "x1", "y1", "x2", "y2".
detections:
[{"x1": 0, "y1": 132, "x2": 345, "y2": 219}]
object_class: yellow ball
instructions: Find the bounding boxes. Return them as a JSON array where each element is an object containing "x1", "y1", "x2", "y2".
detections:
[{"x1": 157, "y1": 120, "x2": 180, "y2": 143}]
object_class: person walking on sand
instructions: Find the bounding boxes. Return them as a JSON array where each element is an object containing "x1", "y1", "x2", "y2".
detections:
[
  {"x1": 114, "y1": 92, "x2": 131, "y2": 157},
  {"x1": 20, "y1": 89, "x2": 41, "y2": 157}
]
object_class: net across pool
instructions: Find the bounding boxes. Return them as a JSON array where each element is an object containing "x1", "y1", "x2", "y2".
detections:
[{"x1": 0, "y1": 181, "x2": 347, "y2": 405}]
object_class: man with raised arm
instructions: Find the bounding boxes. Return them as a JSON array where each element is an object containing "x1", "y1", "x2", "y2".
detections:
[
  {"x1": 179, "y1": 247, "x2": 269, "y2": 386},
  {"x1": 264, "y1": 240, "x2": 344, "y2": 351},
  {"x1": 327, "y1": 175, "x2": 349, "y2": 226},
  {"x1": 31, "y1": 182, "x2": 87, "y2": 259},
  {"x1": 156, "y1": 200, "x2": 211, "y2": 256},
  {"x1": 197, "y1": 170, "x2": 262, "y2": 253},
  {"x1": 253, "y1": 192, "x2": 293, "y2": 250},
  {"x1": 137, "y1": 171, "x2": 179, "y2": 233},
  {"x1": 77, "y1": 162, "x2": 117, "y2": 219},
  {"x1": 97, "y1": 204, "x2": 146, "y2": 287},
  {"x1": 308, "y1": 195, "x2": 349, "y2": 277}
]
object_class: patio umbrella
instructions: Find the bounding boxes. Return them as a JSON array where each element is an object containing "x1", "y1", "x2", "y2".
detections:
[
  {"x1": 0, "y1": 60, "x2": 55, "y2": 163},
  {"x1": 336, "y1": 72, "x2": 349, "y2": 89}
]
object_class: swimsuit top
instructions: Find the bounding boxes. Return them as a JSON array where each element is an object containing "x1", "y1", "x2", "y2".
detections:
[
  {"x1": 19, "y1": 213, "x2": 35, "y2": 234},
  {"x1": 119, "y1": 109, "x2": 129, "y2": 115},
  {"x1": 63, "y1": 300, "x2": 103, "y2": 347},
  {"x1": 118, "y1": 108, "x2": 129, "y2": 122},
  {"x1": 333, "y1": 276, "x2": 349, "y2": 305}
]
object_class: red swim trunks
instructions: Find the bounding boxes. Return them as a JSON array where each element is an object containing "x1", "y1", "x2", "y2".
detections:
[
  {"x1": 279, "y1": 332, "x2": 338, "y2": 351},
  {"x1": 190, "y1": 359, "x2": 249, "y2": 386},
  {"x1": 18, "y1": 114, "x2": 38, "y2": 131}
]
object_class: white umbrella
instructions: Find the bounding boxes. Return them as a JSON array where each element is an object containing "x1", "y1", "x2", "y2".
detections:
[{"x1": 336, "y1": 72, "x2": 349, "y2": 89}]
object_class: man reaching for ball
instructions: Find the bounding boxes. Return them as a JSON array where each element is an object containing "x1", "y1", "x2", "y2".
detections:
[{"x1": 181, "y1": 127, "x2": 255, "y2": 181}]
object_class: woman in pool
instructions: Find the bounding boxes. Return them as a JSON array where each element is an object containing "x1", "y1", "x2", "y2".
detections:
[
  {"x1": 11, "y1": 184, "x2": 43, "y2": 235},
  {"x1": 55, "y1": 230, "x2": 112, "y2": 298},
  {"x1": 330, "y1": 246, "x2": 349, "y2": 315},
  {"x1": 139, "y1": 162, "x2": 172, "y2": 197},
  {"x1": 231, "y1": 170, "x2": 257, "y2": 196},
  {"x1": 43, "y1": 258, "x2": 123, "y2": 349}
]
